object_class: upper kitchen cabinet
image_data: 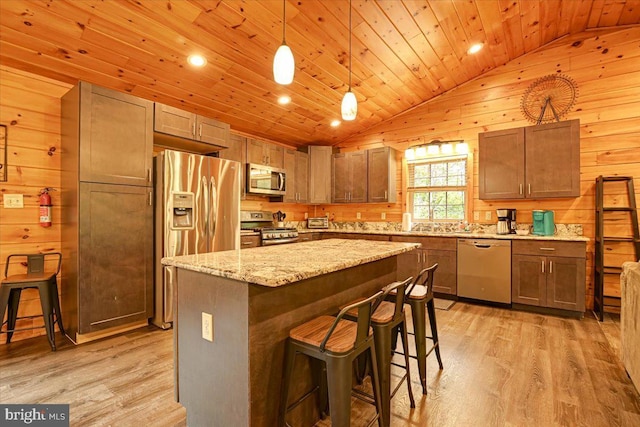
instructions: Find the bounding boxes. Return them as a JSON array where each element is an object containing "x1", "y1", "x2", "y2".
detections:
[
  {"x1": 308, "y1": 146, "x2": 332, "y2": 204},
  {"x1": 332, "y1": 151, "x2": 368, "y2": 203},
  {"x1": 283, "y1": 149, "x2": 308, "y2": 203},
  {"x1": 154, "y1": 103, "x2": 230, "y2": 151},
  {"x1": 479, "y1": 119, "x2": 580, "y2": 199},
  {"x1": 367, "y1": 147, "x2": 397, "y2": 203},
  {"x1": 63, "y1": 82, "x2": 153, "y2": 187},
  {"x1": 246, "y1": 138, "x2": 284, "y2": 168}
]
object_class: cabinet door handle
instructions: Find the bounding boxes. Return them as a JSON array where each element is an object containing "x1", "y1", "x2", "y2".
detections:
[
  {"x1": 149, "y1": 191, "x2": 153, "y2": 206},
  {"x1": 199, "y1": 124, "x2": 203, "y2": 137},
  {"x1": 147, "y1": 168, "x2": 152, "y2": 183},
  {"x1": 192, "y1": 123, "x2": 196, "y2": 136},
  {"x1": 241, "y1": 241, "x2": 253, "y2": 246},
  {"x1": 542, "y1": 260, "x2": 545, "y2": 273},
  {"x1": 519, "y1": 184, "x2": 523, "y2": 195},
  {"x1": 539, "y1": 247, "x2": 555, "y2": 251},
  {"x1": 384, "y1": 190, "x2": 387, "y2": 199},
  {"x1": 528, "y1": 183, "x2": 531, "y2": 195},
  {"x1": 549, "y1": 261, "x2": 553, "y2": 274}
]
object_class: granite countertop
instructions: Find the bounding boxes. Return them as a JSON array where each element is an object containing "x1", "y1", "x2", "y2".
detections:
[
  {"x1": 298, "y1": 228, "x2": 589, "y2": 242},
  {"x1": 162, "y1": 239, "x2": 420, "y2": 287}
]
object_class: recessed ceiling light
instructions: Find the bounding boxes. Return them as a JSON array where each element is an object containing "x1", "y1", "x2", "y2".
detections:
[
  {"x1": 187, "y1": 54, "x2": 207, "y2": 67},
  {"x1": 330, "y1": 120, "x2": 341, "y2": 127},
  {"x1": 468, "y1": 43, "x2": 483, "y2": 54},
  {"x1": 278, "y1": 95, "x2": 291, "y2": 105}
]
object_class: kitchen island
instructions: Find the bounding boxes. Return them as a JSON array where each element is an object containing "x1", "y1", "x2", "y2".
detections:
[{"x1": 162, "y1": 238, "x2": 420, "y2": 427}]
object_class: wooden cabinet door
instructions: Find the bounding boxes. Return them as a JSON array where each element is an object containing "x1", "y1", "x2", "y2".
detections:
[
  {"x1": 240, "y1": 235, "x2": 260, "y2": 249},
  {"x1": 309, "y1": 146, "x2": 332, "y2": 204},
  {"x1": 220, "y1": 133, "x2": 244, "y2": 163},
  {"x1": 196, "y1": 116, "x2": 230, "y2": 148},
  {"x1": 78, "y1": 182, "x2": 153, "y2": 333},
  {"x1": 332, "y1": 152, "x2": 350, "y2": 203},
  {"x1": 546, "y1": 256, "x2": 586, "y2": 311},
  {"x1": 267, "y1": 143, "x2": 284, "y2": 168},
  {"x1": 428, "y1": 249, "x2": 457, "y2": 295},
  {"x1": 396, "y1": 250, "x2": 421, "y2": 283},
  {"x1": 154, "y1": 102, "x2": 196, "y2": 139},
  {"x1": 368, "y1": 147, "x2": 396, "y2": 202},
  {"x1": 478, "y1": 127, "x2": 525, "y2": 200},
  {"x1": 247, "y1": 139, "x2": 266, "y2": 164},
  {"x1": 511, "y1": 254, "x2": 546, "y2": 306},
  {"x1": 296, "y1": 151, "x2": 309, "y2": 203},
  {"x1": 349, "y1": 151, "x2": 368, "y2": 203},
  {"x1": 80, "y1": 83, "x2": 153, "y2": 186},
  {"x1": 525, "y1": 119, "x2": 580, "y2": 198},
  {"x1": 283, "y1": 149, "x2": 297, "y2": 202}
]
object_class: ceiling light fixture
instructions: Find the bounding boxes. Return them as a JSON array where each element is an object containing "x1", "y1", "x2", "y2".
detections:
[
  {"x1": 404, "y1": 140, "x2": 469, "y2": 160},
  {"x1": 273, "y1": 0, "x2": 295, "y2": 85},
  {"x1": 341, "y1": 0, "x2": 357, "y2": 121},
  {"x1": 468, "y1": 43, "x2": 483, "y2": 54},
  {"x1": 187, "y1": 54, "x2": 207, "y2": 67},
  {"x1": 278, "y1": 95, "x2": 291, "y2": 105}
]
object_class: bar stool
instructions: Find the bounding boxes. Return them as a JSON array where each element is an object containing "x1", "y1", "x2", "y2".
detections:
[
  {"x1": 343, "y1": 277, "x2": 415, "y2": 427},
  {"x1": 0, "y1": 253, "x2": 64, "y2": 351},
  {"x1": 279, "y1": 291, "x2": 384, "y2": 427},
  {"x1": 389, "y1": 264, "x2": 443, "y2": 394}
]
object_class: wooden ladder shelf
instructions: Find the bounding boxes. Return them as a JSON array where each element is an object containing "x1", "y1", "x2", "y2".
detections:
[{"x1": 594, "y1": 176, "x2": 640, "y2": 321}]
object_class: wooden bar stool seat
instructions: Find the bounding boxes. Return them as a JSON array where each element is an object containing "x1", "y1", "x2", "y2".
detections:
[
  {"x1": 343, "y1": 277, "x2": 415, "y2": 427},
  {"x1": 388, "y1": 264, "x2": 443, "y2": 394},
  {"x1": 0, "y1": 253, "x2": 64, "y2": 351},
  {"x1": 279, "y1": 291, "x2": 384, "y2": 427}
]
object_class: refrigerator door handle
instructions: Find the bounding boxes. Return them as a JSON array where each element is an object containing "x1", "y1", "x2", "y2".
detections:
[
  {"x1": 201, "y1": 175, "x2": 209, "y2": 236},
  {"x1": 209, "y1": 176, "x2": 217, "y2": 240}
]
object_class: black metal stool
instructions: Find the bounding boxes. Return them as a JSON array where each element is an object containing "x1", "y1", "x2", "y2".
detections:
[
  {"x1": 344, "y1": 277, "x2": 415, "y2": 427},
  {"x1": 0, "y1": 253, "x2": 64, "y2": 351},
  {"x1": 279, "y1": 291, "x2": 384, "y2": 427},
  {"x1": 389, "y1": 264, "x2": 443, "y2": 394}
]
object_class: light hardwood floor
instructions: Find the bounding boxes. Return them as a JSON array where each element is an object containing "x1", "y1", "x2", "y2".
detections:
[{"x1": 1, "y1": 303, "x2": 638, "y2": 427}]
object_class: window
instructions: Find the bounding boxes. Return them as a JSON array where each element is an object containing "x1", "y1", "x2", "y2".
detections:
[{"x1": 407, "y1": 156, "x2": 467, "y2": 221}]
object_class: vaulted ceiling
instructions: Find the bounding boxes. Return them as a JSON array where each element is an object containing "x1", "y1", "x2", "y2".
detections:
[{"x1": 1, "y1": 0, "x2": 639, "y2": 147}]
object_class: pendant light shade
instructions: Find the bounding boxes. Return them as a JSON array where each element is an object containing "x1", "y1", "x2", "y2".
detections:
[
  {"x1": 273, "y1": 44, "x2": 295, "y2": 85},
  {"x1": 342, "y1": 0, "x2": 357, "y2": 121},
  {"x1": 341, "y1": 90, "x2": 357, "y2": 121},
  {"x1": 273, "y1": 0, "x2": 294, "y2": 85}
]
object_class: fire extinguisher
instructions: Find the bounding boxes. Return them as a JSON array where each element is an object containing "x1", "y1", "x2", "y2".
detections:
[{"x1": 39, "y1": 187, "x2": 54, "y2": 228}]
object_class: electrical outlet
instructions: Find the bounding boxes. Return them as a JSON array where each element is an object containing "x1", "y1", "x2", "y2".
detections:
[
  {"x1": 485, "y1": 211, "x2": 492, "y2": 220},
  {"x1": 356, "y1": 212, "x2": 361, "y2": 219},
  {"x1": 381, "y1": 212, "x2": 386, "y2": 220},
  {"x1": 202, "y1": 312, "x2": 213, "y2": 342},
  {"x1": 304, "y1": 212, "x2": 308, "y2": 219},
  {"x1": 473, "y1": 211, "x2": 479, "y2": 221},
  {"x1": 3, "y1": 194, "x2": 24, "y2": 208}
]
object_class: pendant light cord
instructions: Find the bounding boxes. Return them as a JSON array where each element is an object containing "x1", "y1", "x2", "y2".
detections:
[
  {"x1": 282, "y1": 0, "x2": 286, "y2": 44},
  {"x1": 348, "y1": 0, "x2": 352, "y2": 90}
]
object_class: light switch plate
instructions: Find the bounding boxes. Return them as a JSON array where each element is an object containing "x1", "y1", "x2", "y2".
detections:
[
  {"x1": 4, "y1": 194, "x2": 24, "y2": 208},
  {"x1": 381, "y1": 212, "x2": 386, "y2": 220},
  {"x1": 356, "y1": 212, "x2": 361, "y2": 219},
  {"x1": 202, "y1": 312, "x2": 213, "y2": 342},
  {"x1": 485, "y1": 211, "x2": 492, "y2": 220},
  {"x1": 473, "y1": 211, "x2": 480, "y2": 221}
]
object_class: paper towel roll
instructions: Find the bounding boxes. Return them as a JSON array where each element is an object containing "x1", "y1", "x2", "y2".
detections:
[{"x1": 402, "y1": 212, "x2": 412, "y2": 231}]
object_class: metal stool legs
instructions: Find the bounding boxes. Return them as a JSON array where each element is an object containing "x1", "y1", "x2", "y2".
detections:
[{"x1": 407, "y1": 297, "x2": 443, "y2": 394}]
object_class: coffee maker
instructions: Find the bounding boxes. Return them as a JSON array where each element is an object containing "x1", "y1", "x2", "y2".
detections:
[{"x1": 496, "y1": 208, "x2": 517, "y2": 235}]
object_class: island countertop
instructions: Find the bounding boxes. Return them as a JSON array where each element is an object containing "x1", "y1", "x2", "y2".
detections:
[{"x1": 162, "y1": 238, "x2": 420, "y2": 287}]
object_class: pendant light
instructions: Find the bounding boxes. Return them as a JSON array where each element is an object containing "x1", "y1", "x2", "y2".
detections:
[
  {"x1": 273, "y1": 0, "x2": 295, "y2": 85},
  {"x1": 341, "y1": 0, "x2": 357, "y2": 120}
]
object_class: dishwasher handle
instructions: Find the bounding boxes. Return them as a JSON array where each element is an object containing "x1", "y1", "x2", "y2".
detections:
[{"x1": 474, "y1": 244, "x2": 492, "y2": 249}]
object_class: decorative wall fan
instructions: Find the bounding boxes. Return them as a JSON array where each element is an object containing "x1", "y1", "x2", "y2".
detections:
[{"x1": 521, "y1": 74, "x2": 578, "y2": 124}]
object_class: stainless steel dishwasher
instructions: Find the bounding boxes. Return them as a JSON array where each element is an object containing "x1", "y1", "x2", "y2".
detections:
[{"x1": 457, "y1": 239, "x2": 512, "y2": 303}]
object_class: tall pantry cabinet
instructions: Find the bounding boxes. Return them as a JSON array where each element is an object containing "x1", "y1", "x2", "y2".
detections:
[{"x1": 61, "y1": 82, "x2": 153, "y2": 343}]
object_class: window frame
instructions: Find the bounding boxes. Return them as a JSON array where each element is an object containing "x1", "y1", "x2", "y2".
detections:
[{"x1": 405, "y1": 154, "x2": 471, "y2": 223}]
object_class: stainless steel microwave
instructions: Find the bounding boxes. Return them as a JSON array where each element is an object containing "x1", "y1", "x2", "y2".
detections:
[{"x1": 246, "y1": 163, "x2": 286, "y2": 196}]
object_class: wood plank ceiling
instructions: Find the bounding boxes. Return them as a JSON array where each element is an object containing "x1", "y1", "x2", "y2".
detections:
[{"x1": 1, "y1": 0, "x2": 639, "y2": 148}]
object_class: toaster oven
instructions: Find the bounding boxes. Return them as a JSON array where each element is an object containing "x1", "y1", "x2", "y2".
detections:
[{"x1": 307, "y1": 217, "x2": 329, "y2": 229}]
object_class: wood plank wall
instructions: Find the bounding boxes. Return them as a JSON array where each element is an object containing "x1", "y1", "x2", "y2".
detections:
[
  {"x1": 0, "y1": 66, "x2": 72, "y2": 344},
  {"x1": 328, "y1": 27, "x2": 640, "y2": 311}
]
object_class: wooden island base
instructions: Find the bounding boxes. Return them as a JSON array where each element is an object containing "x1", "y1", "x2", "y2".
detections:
[{"x1": 176, "y1": 255, "x2": 399, "y2": 426}]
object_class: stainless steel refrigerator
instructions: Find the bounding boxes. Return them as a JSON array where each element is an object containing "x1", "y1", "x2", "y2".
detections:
[{"x1": 153, "y1": 149, "x2": 241, "y2": 329}]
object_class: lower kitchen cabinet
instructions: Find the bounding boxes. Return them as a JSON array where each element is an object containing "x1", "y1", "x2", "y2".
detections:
[
  {"x1": 298, "y1": 233, "x2": 320, "y2": 242},
  {"x1": 240, "y1": 234, "x2": 261, "y2": 249},
  {"x1": 391, "y1": 236, "x2": 457, "y2": 296},
  {"x1": 67, "y1": 182, "x2": 153, "y2": 339},
  {"x1": 511, "y1": 240, "x2": 586, "y2": 312}
]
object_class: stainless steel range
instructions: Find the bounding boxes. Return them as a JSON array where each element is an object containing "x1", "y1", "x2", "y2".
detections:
[{"x1": 240, "y1": 211, "x2": 299, "y2": 246}]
